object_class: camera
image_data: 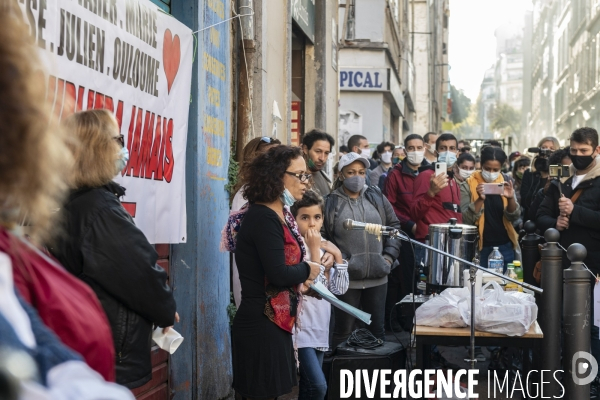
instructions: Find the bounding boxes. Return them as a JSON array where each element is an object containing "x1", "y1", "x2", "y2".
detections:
[
  {"x1": 549, "y1": 165, "x2": 570, "y2": 179},
  {"x1": 527, "y1": 147, "x2": 554, "y2": 157}
]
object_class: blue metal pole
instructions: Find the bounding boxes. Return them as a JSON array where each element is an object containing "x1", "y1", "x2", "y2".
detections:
[{"x1": 170, "y1": 0, "x2": 233, "y2": 398}]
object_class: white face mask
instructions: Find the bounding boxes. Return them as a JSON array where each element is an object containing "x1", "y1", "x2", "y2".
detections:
[
  {"x1": 380, "y1": 151, "x2": 393, "y2": 164},
  {"x1": 482, "y1": 170, "x2": 500, "y2": 183},
  {"x1": 406, "y1": 151, "x2": 425, "y2": 166},
  {"x1": 459, "y1": 168, "x2": 475, "y2": 180},
  {"x1": 361, "y1": 148, "x2": 371, "y2": 158}
]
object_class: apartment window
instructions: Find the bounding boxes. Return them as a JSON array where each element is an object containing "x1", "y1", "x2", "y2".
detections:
[{"x1": 557, "y1": 34, "x2": 568, "y2": 74}]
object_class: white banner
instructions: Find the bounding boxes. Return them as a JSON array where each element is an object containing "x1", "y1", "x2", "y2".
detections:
[{"x1": 20, "y1": 0, "x2": 193, "y2": 243}]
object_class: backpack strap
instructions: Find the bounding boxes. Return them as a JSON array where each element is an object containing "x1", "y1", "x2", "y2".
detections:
[
  {"x1": 365, "y1": 186, "x2": 387, "y2": 225},
  {"x1": 323, "y1": 193, "x2": 344, "y2": 247},
  {"x1": 570, "y1": 188, "x2": 584, "y2": 204}
]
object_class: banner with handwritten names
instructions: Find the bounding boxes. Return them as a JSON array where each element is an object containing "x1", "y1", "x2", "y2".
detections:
[{"x1": 20, "y1": 0, "x2": 193, "y2": 243}]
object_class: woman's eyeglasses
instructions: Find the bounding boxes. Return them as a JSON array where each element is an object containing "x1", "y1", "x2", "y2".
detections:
[
  {"x1": 261, "y1": 137, "x2": 275, "y2": 144},
  {"x1": 285, "y1": 171, "x2": 312, "y2": 183},
  {"x1": 113, "y1": 135, "x2": 125, "y2": 147}
]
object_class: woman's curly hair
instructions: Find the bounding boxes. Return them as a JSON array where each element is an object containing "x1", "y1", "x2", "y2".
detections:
[
  {"x1": 233, "y1": 136, "x2": 281, "y2": 194},
  {"x1": 0, "y1": 2, "x2": 72, "y2": 243},
  {"x1": 242, "y1": 146, "x2": 303, "y2": 204}
]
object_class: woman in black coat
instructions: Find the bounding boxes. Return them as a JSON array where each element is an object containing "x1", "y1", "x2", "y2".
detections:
[
  {"x1": 50, "y1": 109, "x2": 177, "y2": 389},
  {"x1": 232, "y1": 146, "x2": 321, "y2": 399}
]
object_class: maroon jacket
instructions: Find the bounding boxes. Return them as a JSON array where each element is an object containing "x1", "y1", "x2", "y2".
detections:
[
  {"x1": 410, "y1": 163, "x2": 462, "y2": 241},
  {"x1": 384, "y1": 159, "x2": 426, "y2": 234}
]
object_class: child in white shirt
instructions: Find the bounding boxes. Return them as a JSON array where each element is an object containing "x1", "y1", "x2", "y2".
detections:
[{"x1": 291, "y1": 191, "x2": 349, "y2": 400}]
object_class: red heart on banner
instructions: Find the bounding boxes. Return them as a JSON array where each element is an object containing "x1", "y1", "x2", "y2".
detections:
[{"x1": 163, "y1": 29, "x2": 181, "y2": 94}]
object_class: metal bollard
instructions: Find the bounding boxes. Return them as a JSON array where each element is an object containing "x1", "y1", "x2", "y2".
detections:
[
  {"x1": 522, "y1": 221, "x2": 544, "y2": 373},
  {"x1": 539, "y1": 228, "x2": 563, "y2": 397},
  {"x1": 521, "y1": 220, "x2": 543, "y2": 286},
  {"x1": 563, "y1": 243, "x2": 591, "y2": 400}
]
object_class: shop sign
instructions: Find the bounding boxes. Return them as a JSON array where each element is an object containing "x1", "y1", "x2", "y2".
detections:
[
  {"x1": 292, "y1": 0, "x2": 315, "y2": 42},
  {"x1": 340, "y1": 68, "x2": 389, "y2": 91}
]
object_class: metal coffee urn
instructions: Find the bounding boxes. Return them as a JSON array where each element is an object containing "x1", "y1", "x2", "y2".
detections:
[{"x1": 427, "y1": 218, "x2": 479, "y2": 287}]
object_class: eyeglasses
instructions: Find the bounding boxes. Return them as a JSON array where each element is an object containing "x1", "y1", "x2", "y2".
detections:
[
  {"x1": 261, "y1": 137, "x2": 274, "y2": 143},
  {"x1": 285, "y1": 171, "x2": 312, "y2": 183},
  {"x1": 113, "y1": 134, "x2": 125, "y2": 147}
]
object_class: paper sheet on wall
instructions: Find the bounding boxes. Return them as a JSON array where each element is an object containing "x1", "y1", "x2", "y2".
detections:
[
  {"x1": 595, "y1": 283, "x2": 600, "y2": 328},
  {"x1": 310, "y1": 282, "x2": 372, "y2": 325}
]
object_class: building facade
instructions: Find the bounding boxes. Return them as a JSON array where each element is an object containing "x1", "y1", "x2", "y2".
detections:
[
  {"x1": 337, "y1": 0, "x2": 413, "y2": 147},
  {"x1": 479, "y1": 67, "x2": 496, "y2": 139},
  {"x1": 235, "y1": 0, "x2": 339, "y2": 151},
  {"x1": 475, "y1": 21, "x2": 524, "y2": 150},
  {"x1": 412, "y1": 0, "x2": 450, "y2": 136},
  {"x1": 523, "y1": 1, "x2": 555, "y2": 147},
  {"x1": 523, "y1": 0, "x2": 600, "y2": 144}
]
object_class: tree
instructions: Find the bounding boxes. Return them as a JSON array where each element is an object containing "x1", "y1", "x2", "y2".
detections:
[
  {"x1": 450, "y1": 85, "x2": 472, "y2": 125},
  {"x1": 490, "y1": 103, "x2": 521, "y2": 134}
]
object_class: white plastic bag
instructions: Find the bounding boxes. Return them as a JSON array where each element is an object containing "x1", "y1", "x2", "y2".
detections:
[
  {"x1": 415, "y1": 288, "x2": 470, "y2": 328},
  {"x1": 458, "y1": 281, "x2": 537, "y2": 336}
]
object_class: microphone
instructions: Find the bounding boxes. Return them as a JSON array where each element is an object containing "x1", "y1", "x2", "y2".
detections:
[{"x1": 343, "y1": 219, "x2": 396, "y2": 233}]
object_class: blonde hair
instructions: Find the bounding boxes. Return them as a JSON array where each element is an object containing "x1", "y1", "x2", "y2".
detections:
[
  {"x1": 0, "y1": 2, "x2": 71, "y2": 243},
  {"x1": 65, "y1": 109, "x2": 122, "y2": 189},
  {"x1": 537, "y1": 136, "x2": 560, "y2": 150}
]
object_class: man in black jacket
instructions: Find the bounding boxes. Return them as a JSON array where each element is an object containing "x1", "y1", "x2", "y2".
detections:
[{"x1": 536, "y1": 127, "x2": 600, "y2": 393}]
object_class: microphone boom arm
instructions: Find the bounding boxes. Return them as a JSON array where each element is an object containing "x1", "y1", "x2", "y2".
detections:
[{"x1": 388, "y1": 229, "x2": 543, "y2": 294}]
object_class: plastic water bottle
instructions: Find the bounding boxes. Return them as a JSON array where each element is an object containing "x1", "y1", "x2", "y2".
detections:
[
  {"x1": 488, "y1": 247, "x2": 504, "y2": 275},
  {"x1": 505, "y1": 264, "x2": 518, "y2": 291},
  {"x1": 513, "y1": 261, "x2": 524, "y2": 292}
]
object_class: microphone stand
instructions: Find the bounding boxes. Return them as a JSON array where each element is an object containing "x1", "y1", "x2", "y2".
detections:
[{"x1": 382, "y1": 228, "x2": 543, "y2": 370}]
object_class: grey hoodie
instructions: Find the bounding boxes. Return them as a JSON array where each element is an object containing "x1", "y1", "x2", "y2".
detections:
[{"x1": 328, "y1": 186, "x2": 401, "y2": 289}]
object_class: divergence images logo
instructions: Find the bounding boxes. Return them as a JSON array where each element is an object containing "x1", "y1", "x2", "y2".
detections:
[{"x1": 572, "y1": 351, "x2": 599, "y2": 386}]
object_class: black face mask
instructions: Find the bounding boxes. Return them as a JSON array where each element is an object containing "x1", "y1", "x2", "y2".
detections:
[
  {"x1": 534, "y1": 157, "x2": 549, "y2": 173},
  {"x1": 571, "y1": 154, "x2": 595, "y2": 171}
]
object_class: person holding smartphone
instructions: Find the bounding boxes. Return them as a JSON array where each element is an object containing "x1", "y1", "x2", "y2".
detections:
[
  {"x1": 410, "y1": 133, "x2": 463, "y2": 243},
  {"x1": 460, "y1": 146, "x2": 521, "y2": 272}
]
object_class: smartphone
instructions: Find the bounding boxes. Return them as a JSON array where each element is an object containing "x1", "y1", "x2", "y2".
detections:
[
  {"x1": 482, "y1": 183, "x2": 504, "y2": 195},
  {"x1": 435, "y1": 162, "x2": 447, "y2": 176},
  {"x1": 549, "y1": 164, "x2": 570, "y2": 178}
]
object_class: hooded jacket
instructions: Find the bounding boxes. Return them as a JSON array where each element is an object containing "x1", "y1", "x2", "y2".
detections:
[
  {"x1": 49, "y1": 182, "x2": 176, "y2": 389},
  {"x1": 410, "y1": 163, "x2": 463, "y2": 241},
  {"x1": 323, "y1": 185, "x2": 401, "y2": 289},
  {"x1": 536, "y1": 161, "x2": 600, "y2": 274},
  {"x1": 384, "y1": 158, "x2": 429, "y2": 233}
]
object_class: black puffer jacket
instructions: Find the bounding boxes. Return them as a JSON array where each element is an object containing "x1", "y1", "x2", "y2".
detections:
[
  {"x1": 536, "y1": 162, "x2": 600, "y2": 274},
  {"x1": 49, "y1": 182, "x2": 176, "y2": 389}
]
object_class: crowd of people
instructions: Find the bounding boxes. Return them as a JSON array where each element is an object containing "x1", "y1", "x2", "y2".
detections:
[
  {"x1": 229, "y1": 126, "x2": 600, "y2": 398},
  {"x1": 4, "y1": 0, "x2": 600, "y2": 398}
]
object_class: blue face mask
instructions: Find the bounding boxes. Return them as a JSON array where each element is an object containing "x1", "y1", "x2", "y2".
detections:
[
  {"x1": 280, "y1": 188, "x2": 296, "y2": 207},
  {"x1": 437, "y1": 151, "x2": 457, "y2": 168},
  {"x1": 116, "y1": 147, "x2": 130, "y2": 172}
]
